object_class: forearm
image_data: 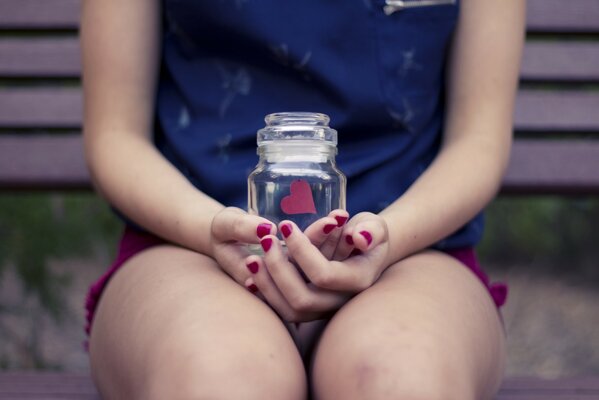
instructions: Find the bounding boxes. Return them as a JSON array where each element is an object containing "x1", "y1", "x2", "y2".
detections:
[
  {"x1": 86, "y1": 132, "x2": 224, "y2": 255},
  {"x1": 379, "y1": 131, "x2": 510, "y2": 264},
  {"x1": 380, "y1": 0, "x2": 525, "y2": 265},
  {"x1": 81, "y1": 0, "x2": 224, "y2": 255}
]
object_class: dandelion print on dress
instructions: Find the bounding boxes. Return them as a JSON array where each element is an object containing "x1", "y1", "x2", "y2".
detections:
[
  {"x1": 216, "y1": 133, "x2": 233, "y2": 164},
  {"x1": 214, "y1": 61, "x2": 252, "y2": 118},
  {"x1": 397, "y1": 49, "x2": 422, "y2": 78},
  {"x1": 387, "y1": 97, "x2": 415, "y2": 133},
  {"x1": 269, "y1": 43, "x2": 312, "y2": 81},
  {"x1": 177, "y1": 106, "x2": 190, "y2": 130}
]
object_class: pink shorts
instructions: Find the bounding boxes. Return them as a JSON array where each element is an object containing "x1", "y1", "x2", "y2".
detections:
[{"x1": 84, "y1": 226, "x2": 507, "y2": 336}]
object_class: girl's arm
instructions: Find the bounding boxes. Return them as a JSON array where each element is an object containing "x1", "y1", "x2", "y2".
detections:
[
  {"x1": 81, "y1": 0, "x2": 223, "y2": 255},
  {"x1": 380, "y1": 0, "x2": 526, "y2": 264},
  {"x1": 236, "y1": 1, "x2": 526, "y2": 316}
]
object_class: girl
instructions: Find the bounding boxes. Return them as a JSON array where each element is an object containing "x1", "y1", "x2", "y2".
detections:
[{"x1": 82, "y1": 0, "x2": 524, "y2": 398}]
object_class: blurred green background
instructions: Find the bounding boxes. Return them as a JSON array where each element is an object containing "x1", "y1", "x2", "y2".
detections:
[{"x1": 0, "y1": 194, "x2": 598, "y2": 373}]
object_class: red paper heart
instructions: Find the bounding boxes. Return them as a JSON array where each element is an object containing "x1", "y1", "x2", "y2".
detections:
[{"x1": 280, "y1": 179, "x2": 317, "y2": 215}]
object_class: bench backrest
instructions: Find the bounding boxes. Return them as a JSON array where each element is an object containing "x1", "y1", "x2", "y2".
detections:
[{"x1": 1, "y1": 0, "x2": 598, "y2": 193}]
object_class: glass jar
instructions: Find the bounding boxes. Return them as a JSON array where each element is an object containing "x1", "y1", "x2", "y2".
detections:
[{"x1": 248, "y1": 112, "x2": 346, "y2": 234}]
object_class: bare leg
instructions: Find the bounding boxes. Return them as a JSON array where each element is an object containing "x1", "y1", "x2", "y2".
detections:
[
  {"x1": 89, "y1": 244, "x2": 306, "y2": 400},
  {"x1": 311, "y1": 250, "x2": 506, "y2": 400}
]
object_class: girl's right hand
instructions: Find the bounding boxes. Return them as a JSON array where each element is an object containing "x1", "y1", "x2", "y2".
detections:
[{"x1": 209, "y1": 207, "x2": 277, "y2": 287}]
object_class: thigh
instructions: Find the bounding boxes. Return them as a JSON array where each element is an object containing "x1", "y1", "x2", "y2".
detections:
[
  {"x1": 89, "y1": 244, "x2": 306, "y2": 400},
  {"x1": 311, "y1": 250, "x2": 506, "y2": 400}
]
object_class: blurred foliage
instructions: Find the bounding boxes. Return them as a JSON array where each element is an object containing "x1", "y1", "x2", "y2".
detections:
[
  {"x1": 0, "y1": 193, "x2": 598, "y2": 369},
  {"x1": 0, "y1": 193, "x2": 121, "y2": 320},
  {"x1": 479, "y1": 197, "x2": 599, "y2": 280},
  {"x1": 0, "y1": 194, "x2": 598, "y2": 365},
  {"x1": 1, "y1": 194, "x2": 598, "y2": 313}
]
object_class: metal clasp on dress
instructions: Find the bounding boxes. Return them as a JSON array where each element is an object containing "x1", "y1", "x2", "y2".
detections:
[{"x1": 384, "y1": 0, "x2": 456, "y2": 16}]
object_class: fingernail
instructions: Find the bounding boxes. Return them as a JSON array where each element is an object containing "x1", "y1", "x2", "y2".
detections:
[
  {"x1": 248, "y1": 284, "x2": 259, "y2": 293},
  {"x1": 261, "y1": 237, "x2": 273, "y2": 252},
  {"x1": 281, "y1": 223, "x2": 292, "y2": 238},
  {"x1": 345, "y1": 235, "x2": 354, "y2": 245},
  {"x1": 360, "y1": 231, "x2": 373, "y2": 246},
  {"x1": 350, "y1": 248, "x2": 362, "y2": 257},
  {"x1": 334, "y1": 215, "x2": 348, "y2": 227},
  {"x1": 323, "y1": 223, "x2": 337, "y2": 234},
  {"x1": 247, "y1": 261, "x2": 259, "y2": 274},
  {"x1": 257, "y1": 223, "x2": 272, "y2": 238}
]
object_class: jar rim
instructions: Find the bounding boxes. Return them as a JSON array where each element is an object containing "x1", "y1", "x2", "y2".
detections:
[
  {"x1": 265, "y1": 112, "x2": 330, "y2": 126},
  {"x1": 258, "y1": 112, "x2": 337, "y2": 145}
]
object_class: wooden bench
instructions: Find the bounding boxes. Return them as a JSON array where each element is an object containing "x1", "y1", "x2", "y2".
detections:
[{"x1": 1, "y1": 0, "x2": 598, "y2": 398}]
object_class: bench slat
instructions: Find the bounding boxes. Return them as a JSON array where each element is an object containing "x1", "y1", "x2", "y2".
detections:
[
  {"x1": 527, "y1": 0, "x2": 599, "y2": 32},
  {"x1": 2, "y1": 0, "x2": 599, "y2": 32},
  {"x1": 503, "y1": 140, "x2": 599, "y2": 195},
  {"x1": 0, "y1": 89, "x2": 82, "y2": 128},
  {"x1": 1, "y1": 135, "x2": 598, "y2": 194},
  {"x1": 0, "y1": 372, "x2": 98, "y2": 399},
  {"x1": 514, "y1": 91, "x2": 599, "y2": 132},
  {"x1": 0, "y1": 135, "x2": 89, "y2": 190},
  {"x1": 497, "y1": 396, "x2": 599, "y2": 400},
  {"x1": 521, "y1": 42, "x2": 599, "y2": 82},
  {"x1": 2, "y1": 88, "x2": 598, "y2": 132},
  {"x1": 0, "y1": 0, "x2": 80, "y2": 30},
  {"x1": 1, "y1": 373, "x2": 599, "y2": 399},
  {"x1": 2, "y1": 38, "x2": 598, "y2": 83},
  {"x1": 0, "y1": 38, "x2": 80, "y2": 77},
  {"x1": 500, "y1": 375, "x2": 599, "y2": 391}
]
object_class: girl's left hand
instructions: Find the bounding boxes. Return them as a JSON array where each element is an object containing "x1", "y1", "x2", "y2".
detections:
[{"x1": 243, "y1": 212, "x2": 390, "y2": 322}]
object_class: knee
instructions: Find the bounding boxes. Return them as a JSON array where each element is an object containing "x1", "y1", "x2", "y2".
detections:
[
  {"x1": 313, "y1": 339, "x2": 476, "y2": 400},
  {"x1": 142, "y1": 346, "x2": 307, "y2": 400}
]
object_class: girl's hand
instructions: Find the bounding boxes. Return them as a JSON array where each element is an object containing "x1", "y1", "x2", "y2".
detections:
[
  {"x1": 286, "y1": 212, "x2": 391, "y2": 291},
  {"x1": 301, "y1": 209, "x2": 350, "y2": 260},
  {"x1": 244, "y1": 212, "x2": 390, "y2": 322},
  {"x1": 209, "y1": 207, "x2": 277, "y2": 287}
]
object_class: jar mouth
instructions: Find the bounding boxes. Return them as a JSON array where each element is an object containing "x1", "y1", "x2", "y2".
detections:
[
  {"x1": 265, "y1": 112, "x2": 330, "y2": 126},
  {"x1": 258, "y1": 112, "x2": 337, "y2": 145}
]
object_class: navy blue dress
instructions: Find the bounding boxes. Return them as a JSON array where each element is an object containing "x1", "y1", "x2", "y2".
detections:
[{"x1": 154, "y1": 0, "x2": 483, "y2": 249}]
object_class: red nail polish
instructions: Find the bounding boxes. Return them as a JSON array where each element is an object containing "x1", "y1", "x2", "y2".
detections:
[
  {"x1": 345, "y1": 235, "x2": 354, "y2": 245},
  {"x1": 335, "y1": 215, "x2": 348, "y2": 227},
  {"x1": 350, "y1": 248, "x2": 362, "y2": 257},
  {"x1": 281, "y1": 223, "x2": 292, "y2": 238},
  {"x1": 261, "y1": 237, "x2": 273, "y2": 252},
  {"x1": 257, "y1": 223, "x2": 272, "y2": 238},
  {"x1": 360, "y1": 231, "x2": 373, "y2": 246},
  {"x1": 248, "y1": 284, "x2": 259, "y2": 293},
  {"x1": 247, "y1": 261, "x2": 259, "y2": 274},
  {"x1": 323, "y1": 223, "x2": 337, "y2": 234}
]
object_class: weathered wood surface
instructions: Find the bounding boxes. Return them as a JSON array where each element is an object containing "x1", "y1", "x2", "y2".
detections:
[
  {"x1": 3, "y1": 39, "x2": 599, "y2": 82},
  {"x1": 0, "y1": 0, "x2": 80, "y2": 29},
  {"x1": 2, "y1": 136, "x2": 599, "y2": 194},
  {"x1": 526, "y1": 0, "x2": 599, "y2": 33},
  {"x1": 1, "y1": 373, "x2": 599, "y2": 399},
  {"x1": 2, "y1": 88, "x2": 599, "y2": 132},
  {"x1": 2, "y1": 0, "x2": 599, "y2": 32}
]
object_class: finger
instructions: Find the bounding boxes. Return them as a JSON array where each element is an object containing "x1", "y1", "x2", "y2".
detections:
[
  {"x1": 260, "y1": 233, "x2": 345, "y2": 314},
  {"x1": 318, "y1": 209, "x2": 350, "y2": 259},
  {"x1": 245, "y1": 254, "x2": 295, "y2": 316},
  {"x1": 345, "y1": 218, "x2": 387, "y2": 253},
  {"x1": 211, "y1": 207, "x2": 276, "y2": 243},
  {"x1": 243, "y1": 276, "x2": 260, "y2": 295},
  {"x1": 281, "y1": 221, "x2": 364, "y2": 292},
  {"x1": 332, "y1": 227, "x2": 358, "y2": 261},
  {"x1": 303, "y1": 216, "x2": 339, "y2": 261},
  {"x1": 246, "y1": 249, "x2": 315, "y2": 322},
  {"x1": 214, "y1": 241, "x2": 254, "y2": 285},
  {"x1": 303, "y1": 215, "x2": 338, "y2": 248}
]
